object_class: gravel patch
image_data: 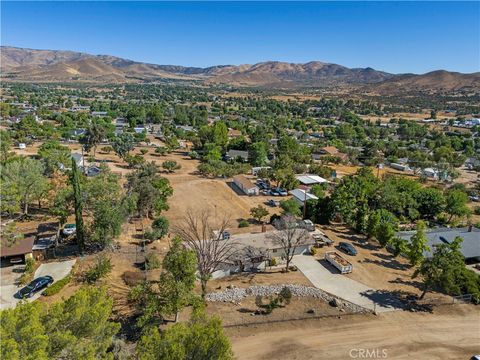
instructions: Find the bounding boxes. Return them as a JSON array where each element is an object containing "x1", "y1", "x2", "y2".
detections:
[{"x1": 206, "y1": 284, "x2": 370, "y2": 313}]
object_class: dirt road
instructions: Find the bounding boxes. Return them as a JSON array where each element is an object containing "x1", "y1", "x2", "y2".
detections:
[{"x1": 227, "y1": 305, "x2": 479, "y2": 360}]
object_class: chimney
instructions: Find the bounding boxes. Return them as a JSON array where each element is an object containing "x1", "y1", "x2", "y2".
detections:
[{"x1": 262, "y1": 223, "x2": 266, "y2": 233}]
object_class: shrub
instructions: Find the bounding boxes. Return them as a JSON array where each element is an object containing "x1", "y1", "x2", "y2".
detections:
[
  {"x1": 19, "y1": 258, "x2": 36, "y2": 285},
  {"x1": 155, "y1": 146, "x2": 168, "y2": 156},
  {"x1": 24, "y1": 258, "x2": 35, "y2": 273},
  {"x1": 140, "y1": 149, "x2": 148, "y2": 155},
  {"x1": 310, "y1": 247, "x2": 317, "y2": 256},
  {"x1": 43, "y1": 275, "x2": 71, "y2": 296},
  {"x1": 238, "y1": 219, "x2": 250, "y2": 228},
  {"x1": 279, "y1": 286, "x2": 292, "y2": 305},
  {"x1": 144, "y1": 216, "x2": 169, "y2": 241},
  {"x1": 269, "y1": 258, "x2": 277, "y2": 266},
  {"x1": 144, "y1": 253, "x2": 161, "y2": 270},
  {"x1": 86, "y1": 255, "x2": 113, "y2": 283},
  {"x1": 162, "y1": 160, "x2": 181, "y2": 173},
  {"x1": 188, "y1": 151, "x2": 199, "y2": 159}
]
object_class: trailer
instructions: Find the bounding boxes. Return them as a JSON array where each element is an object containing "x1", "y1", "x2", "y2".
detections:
[{"x1": 325, "y1": 251, "x2": 353, "y2": 274}]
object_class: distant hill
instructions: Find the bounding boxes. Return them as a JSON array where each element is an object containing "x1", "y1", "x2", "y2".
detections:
[{"x1": 1, "y1": 46, "x2": 479, "y2": 92}]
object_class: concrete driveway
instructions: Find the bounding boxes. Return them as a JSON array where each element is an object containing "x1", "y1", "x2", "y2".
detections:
[
  {"x1": 292, "y1": 255, "x2": 403, "y2": 312},
  {"x1": 0, "y1": 259, "x2": 76, "y2": 310}
]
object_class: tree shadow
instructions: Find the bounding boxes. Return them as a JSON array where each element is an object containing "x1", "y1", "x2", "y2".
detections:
[
  {"x1": 389, "y1": 277, "x2": 425, "y2": 291},
  {"x1": 359, "y1": 289, "x2": 407, "y2": 310},
  {"x1": 362, "y1": 255, "x2": 410, "y2": 271},
  {"x1": 227, "y1": 182, "x2": 248, "y2": 196},
  {"x1": 237, "y1": 307, "x2": 256, "y2": 313}
]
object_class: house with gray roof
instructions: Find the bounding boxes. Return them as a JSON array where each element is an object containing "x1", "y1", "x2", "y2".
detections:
[{"x1": 396, "y1": 226, "x2": 480, "y2": 263}]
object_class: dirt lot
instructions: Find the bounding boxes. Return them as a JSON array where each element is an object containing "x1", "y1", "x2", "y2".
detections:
[
  {"x1": 227, "y1": 304, "x2": 479, "y2": 360},
  {"x1": 317, "y1": 225, "x2": 447, "y2": 302},
  {"x1": 206, "y1": 296, "x2": 348, "y2": 327}
]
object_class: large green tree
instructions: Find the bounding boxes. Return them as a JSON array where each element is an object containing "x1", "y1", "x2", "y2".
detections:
[
  {"x1": 136, "y1": 307, "x2": 233, "y2": 360},
  {"x1": 71, "y1": 158, "x2": 85, "y2": 253},
  {"x1": 406, "y1": 220, "x2": 430, "y2": 267},
  {"x1": 1, "y1": 157, "x2": 49, "y2": 216},
  {"x1": 0, "y1": 287, "x2": 120, "y2": 360},
  {"x1": 126, "y1": 162, "x2": 173, "y2": 218},
  {"x1": 445, "y1": 189, "x2": 471, "y2": 222},
  {"x1": 161, "y1": 236, "x2": 197, "y2": 322}
]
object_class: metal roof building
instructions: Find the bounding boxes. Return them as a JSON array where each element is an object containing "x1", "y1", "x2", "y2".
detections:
[{"x1": 396, "y1": 227, "x2": 480, "y2": 263}]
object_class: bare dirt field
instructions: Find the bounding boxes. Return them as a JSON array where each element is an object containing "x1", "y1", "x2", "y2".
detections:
[
  {"x1": 227, "y1": 304, "x2": 479, "y2": 360},
  {"x1": 207, "y1": 296, "x2": 347, "y2": 327},
  {"x1": 317, "y1": 225, "x2": 446, "y2": 302}
]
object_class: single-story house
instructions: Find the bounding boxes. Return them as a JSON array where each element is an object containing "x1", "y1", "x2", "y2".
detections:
[
  {"x1": 210, "y1": 230, "x2": 316, "y2": 278},
  {"x1": 71, "y1": 152, "x2": 84, "y2": 167},
  {"x1": 69, "y1": 128, "x2": 86, "y2": 138},
  {"x1": 296, "y1": 174, "x2": 329, "y2": 186},
  {"x1": 312, "y1": 146, "x2": 348, "y2": 162},
  {"x1": 175, "y1": 125, "x2": 197, "y2": 133},
  {"x1": 134, "y1": 126, "x2": 147, "y2": 134},
  {"x1": 233, "y1": 175, "x2": 259, "y2": 196},
  {"x1": 289, "y1": 188, "x2": 319, "y2": 206},
  {"x1": 84, "y1": 165, "x2": 102, "y2": 177},
  {"x1": 226, "y1": 150, "x2": 249, "y2": 162},
  {"x1": 396, "y1": 226, "x2": 480, "y2": 264},
  {"x1": 0, "y1": 236, "x2": 35, "y2": 264},
  {"x1": 251, "y1": 166, "x2": 271, "y2": 176},
  {"x1": 91, "y1": 111, "x2": 108, "y2": 117},
  {"x1": 227, "y1": 128, "x2": 242, "y2": 138},
  {"x1": 423, "y1": 167, "x2": 439, "y2": 179},
  {"x1": 390, "y1": 163, "x2": 411, "y2": 172}
]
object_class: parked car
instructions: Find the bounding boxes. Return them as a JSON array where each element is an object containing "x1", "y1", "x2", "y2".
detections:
[
  {"x1": 62, "y1": 223, "x2": 76, "y2": 236},
  {"x1": 15, "y1": 276, "x2": 54, "y2": 299},
  {"x1": 470, "y1": 195, "x2": 480, "y2": 202},
  {"x1": 277, "y1": 188, "x2": 288, "y2": 196},
  {"x1": 338, "y1": 242, "x2": 357, "y2": 256},
  {"x1": 270, "y1": 189, "x2": 280, "y2": 196},
  {"x1": 300, "y1": 219, "x2": 315, "y2": 231},
  {"x1": 261, "y1": 189, "x2": 270, "y2": 195},
  {"x1": 267, "y1": 199, "x2": 280, "y2": 207}
]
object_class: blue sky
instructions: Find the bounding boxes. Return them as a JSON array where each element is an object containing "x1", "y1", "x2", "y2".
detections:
[{"x1": 2, "y1": 1, "x2": 479, "y2": 73}]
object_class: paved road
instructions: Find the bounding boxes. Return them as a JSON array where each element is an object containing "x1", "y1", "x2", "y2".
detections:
[
  {"x1": 0, "y1": 259, "x2": 76, "y2": 310},
  {"x1": 292, "y1": 255, "x2": 403, "y2": 312}
]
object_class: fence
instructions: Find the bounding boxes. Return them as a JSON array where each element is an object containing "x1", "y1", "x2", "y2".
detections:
[
  {"x1": 452, "y1": 294, "x2": 473, "y2": 304},
  {"x1": 222, "y1": 308, "x2": 368, "y2": 328}
]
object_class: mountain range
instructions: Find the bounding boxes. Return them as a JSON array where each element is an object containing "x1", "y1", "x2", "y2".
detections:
[{"x1": 2, "y1": 46, "x2": 479, "y2": 92}]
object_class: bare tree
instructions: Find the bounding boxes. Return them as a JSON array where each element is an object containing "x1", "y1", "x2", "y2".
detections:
[
  {"x1": 174, "y1": 210, "x2": 238, "y2": 299},
  {"x1": 270, "y1": 215, "x2": 309, "y2": 272}
]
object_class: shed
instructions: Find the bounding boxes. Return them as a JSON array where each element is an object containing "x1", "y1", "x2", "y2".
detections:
[
  {"x1": 296, "y1": 174, "x2": 329, "y2": 185},
  {"x1": 233, "y1": 175, "x2": 259, "y2": 196},
  {"x1": 289, "y1": 189, "x2": 319, "y2": 206}
]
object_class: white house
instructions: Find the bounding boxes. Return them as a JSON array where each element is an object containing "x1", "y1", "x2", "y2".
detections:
[
  {"x1": 233, "y1": 175, "x2": 259, "y2": 196},
  {"x1": 289, "y1": 188, "x2": 319, "y2": 206},
  {"x1": 210, "y1": 230, "x2": 316, "y2": 278},
  {"x1": 296, "y1": 174, "x2": 329, "y2": 186},
  {"x1": 423, "y1": 167, "x2": 439, "y2": 179}
]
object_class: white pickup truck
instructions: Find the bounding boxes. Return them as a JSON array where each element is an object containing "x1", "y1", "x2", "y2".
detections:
[{"x1": 325, "y1": 251, "x2": 353, "y2": 274}]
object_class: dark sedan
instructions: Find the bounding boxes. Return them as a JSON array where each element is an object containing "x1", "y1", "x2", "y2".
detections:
[
  {"x1": 338, "y1": 242, "x2": 357, "y2": 256},
  {"x1": 15, "y1": 276, "x2": 54, "y2": 299}
]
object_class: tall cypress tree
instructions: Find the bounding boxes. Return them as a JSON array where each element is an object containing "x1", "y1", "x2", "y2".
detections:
[{"x1": 71, "y1": 158, "x2": 85, "y2": 253}]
